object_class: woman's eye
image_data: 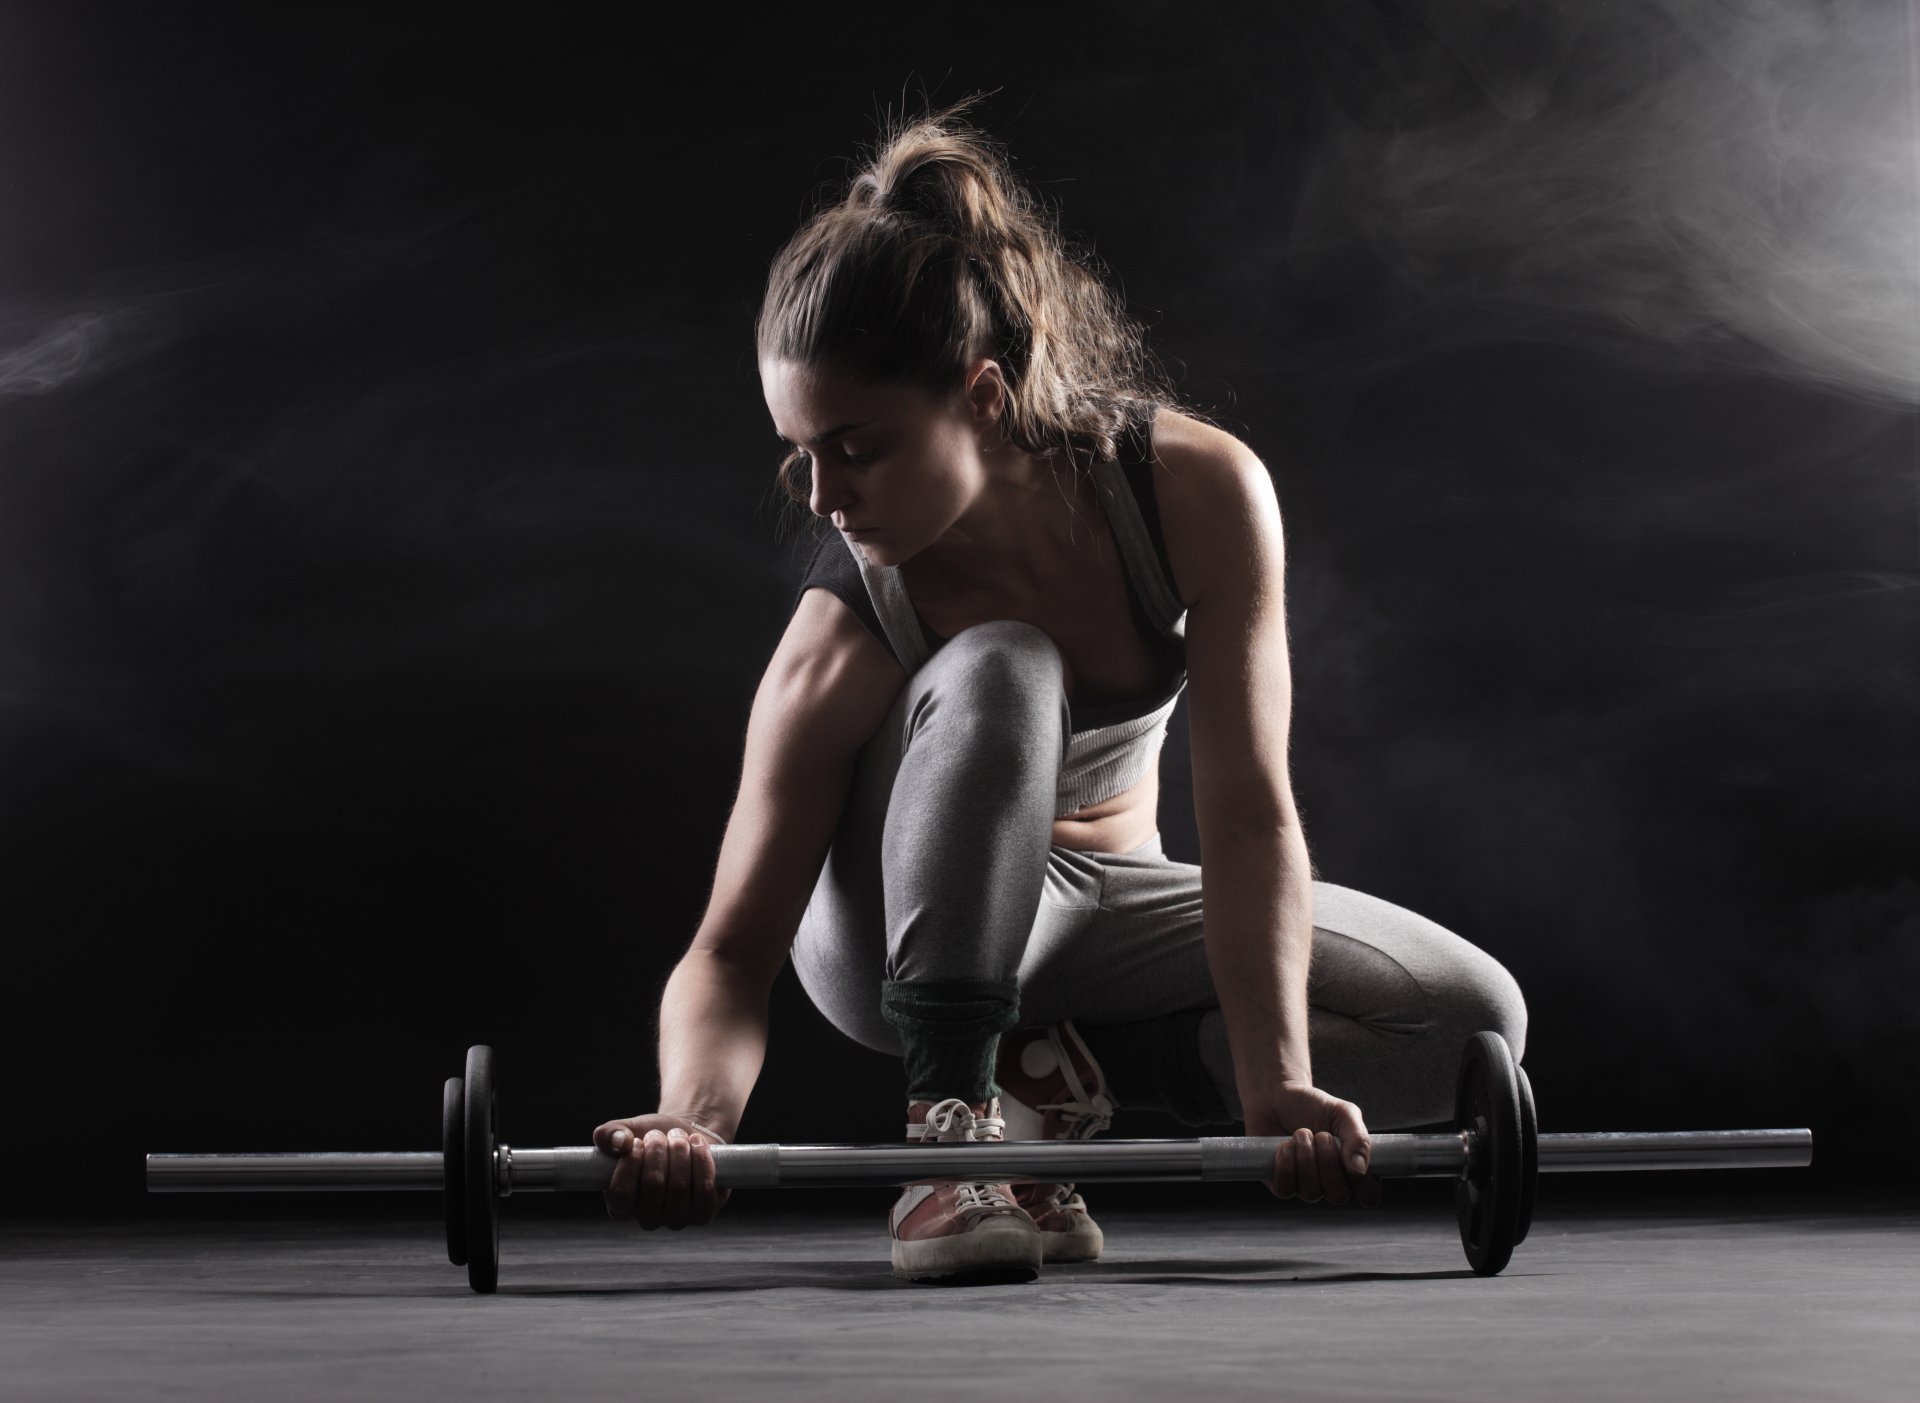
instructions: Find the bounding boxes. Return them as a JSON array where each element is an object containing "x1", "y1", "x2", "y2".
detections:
[{"x1": 841, "y1": 447, "x2": 878, "y2": 465}]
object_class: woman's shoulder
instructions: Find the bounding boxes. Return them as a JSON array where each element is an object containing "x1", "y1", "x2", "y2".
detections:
[
  {"x1": 791, "y1": 528, "x2": 900, "y2": 664},
  {"x1": 1141, "y1": 406, "x2": 1275, "y2": 611},
  {"x1": 1145, "y1": 405, "x2": 1263, "y2": 477}
]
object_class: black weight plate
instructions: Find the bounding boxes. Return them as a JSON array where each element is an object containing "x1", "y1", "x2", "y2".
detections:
[
  {"x1": 1515, "y1": 1063, "x2": 1538, "y2": 1246},
  {"x1": 1453, "y1": 1030, "x2": 1522, "y2": 1276},
  {"x1": 443, "y1": 1076, "x2": 468, "y2": 1266},
  {"x1": 464, "y1": 1045, "x2": 500, "y2": 1294}
]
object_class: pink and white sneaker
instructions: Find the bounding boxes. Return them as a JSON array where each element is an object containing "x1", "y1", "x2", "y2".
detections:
[
  {"x1": 993, "y1": 1022, "x2": 1116, "y2": 1263},
  {"x1": 889, "y1": 1097, "x2": 1043, "y2": 1285}
]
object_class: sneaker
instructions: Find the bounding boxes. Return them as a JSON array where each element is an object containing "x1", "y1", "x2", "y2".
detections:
[
  {"x1": 889, "y1": 1097, "x2": 1043, "y2": 1285},
  {"x1": 993, "y1": 1022, "x2": 1115, "y2": 1263}
]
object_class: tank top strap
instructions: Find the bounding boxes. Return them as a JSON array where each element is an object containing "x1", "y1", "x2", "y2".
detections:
[
  {"x1": 847, "y1": 537, "x2": 936, "y2": 672},
  {"x1": 1088, "y1": 448, "x2": 1185, "y2": 637}
]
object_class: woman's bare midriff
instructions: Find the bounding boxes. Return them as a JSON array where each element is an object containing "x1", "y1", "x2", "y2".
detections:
[{"x1": 1051, "y1": 763, "x2": 1161, "y2": 855}]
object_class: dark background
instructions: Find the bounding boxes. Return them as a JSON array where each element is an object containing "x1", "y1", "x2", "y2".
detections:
[{"x1": 2, "y1": 1, "x2": 1913, "y2": 1211}]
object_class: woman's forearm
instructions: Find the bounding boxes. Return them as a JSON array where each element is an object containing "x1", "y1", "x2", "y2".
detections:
[
  {"x1": 655, "y1": 947, "x2": 772, "y2": 1143},
  {"x1": 1199, "y1": 825, "x2": 1317, "y2": 1098}
]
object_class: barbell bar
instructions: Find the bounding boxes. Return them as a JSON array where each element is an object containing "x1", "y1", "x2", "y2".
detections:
[
  {"x1": 146, "y1": 1131, "x2": 1813, "y2": 1191},
  {"x1": 146, "y1": 1036, "x2": 1813, "y2": 1291}
]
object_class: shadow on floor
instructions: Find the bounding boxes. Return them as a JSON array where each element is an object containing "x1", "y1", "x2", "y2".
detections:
[{"x1": 180, "y1": 1256, "x2": 1480, "y2": 1299}]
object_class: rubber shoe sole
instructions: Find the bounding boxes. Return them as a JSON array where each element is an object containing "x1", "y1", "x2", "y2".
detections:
[
  {"x1": 1033, "y1": 1193, "x2": 1104, "y2": 1264},
  {"x1": 891, "y1": 1212, "x2": 1043, "y2": 1285}
]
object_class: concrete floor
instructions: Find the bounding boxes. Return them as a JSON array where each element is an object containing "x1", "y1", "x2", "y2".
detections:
[{"x1": 4, "y1": 1186, "x2": 1916, "y2": 1402}]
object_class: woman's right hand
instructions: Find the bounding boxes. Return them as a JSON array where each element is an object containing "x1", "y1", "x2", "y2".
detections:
[{"x1": 591, "y1": 1112, "x2": 731, "y2": 1229}]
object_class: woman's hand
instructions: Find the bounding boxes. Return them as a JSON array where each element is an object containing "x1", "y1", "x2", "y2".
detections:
[
  {"x1": 591, "y1": 1112, "x2": 731, "y2": 1229},
  {"x1": 1243, "y1": 1083, "x2": 1383, "y2": 1207}
]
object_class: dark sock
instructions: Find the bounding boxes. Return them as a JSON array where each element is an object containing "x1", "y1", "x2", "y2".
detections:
[
  {"x1": 1076, "y1": 1009, "x2": 1235, "y2": 1128},
  {"x1": 879, "y1": 977, "x2": 1022, "y2": 1105}
]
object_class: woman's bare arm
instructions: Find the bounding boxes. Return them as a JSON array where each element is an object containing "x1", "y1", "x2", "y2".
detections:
[{"x1": 648, "y1": 585, "x2": 906, "y2": 1141}]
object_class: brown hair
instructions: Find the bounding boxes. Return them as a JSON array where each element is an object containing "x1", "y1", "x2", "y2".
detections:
[{"x1": 757, "y1": 97, "x2": 1183, "y2": 513}]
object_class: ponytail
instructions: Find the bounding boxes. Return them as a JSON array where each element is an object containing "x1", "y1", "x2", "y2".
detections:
[{"x1": 756, "y1": 96, "x2": 1180, "y2": 507}]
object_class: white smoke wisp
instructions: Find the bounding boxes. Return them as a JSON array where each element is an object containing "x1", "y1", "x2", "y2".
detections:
[
  {"x1": 1286, "y1": 0, "x2": 1920, "y2": 408},
  {"x1": 0, "y1": 310, "x2": 115, "y2": 397}
]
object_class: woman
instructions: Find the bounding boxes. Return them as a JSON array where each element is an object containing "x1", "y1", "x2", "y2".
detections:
[{"x1": 592, "y1": 102, "x2": 1529, "y2": 1285}]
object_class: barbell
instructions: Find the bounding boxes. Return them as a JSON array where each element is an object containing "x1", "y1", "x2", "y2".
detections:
[{"x1": 147, "y1": 1034, "x2": 1812, "y2": 1292}]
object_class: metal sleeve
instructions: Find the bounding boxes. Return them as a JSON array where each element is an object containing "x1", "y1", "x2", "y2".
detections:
[
  {"x1": 145, "y1": 1152, "x2": 443, "y2": 1192},
  {"x1": 1537, "y1": 1129, "x2": 1811, "y2": 1172}
]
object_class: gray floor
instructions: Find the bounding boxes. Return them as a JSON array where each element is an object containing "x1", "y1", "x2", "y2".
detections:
[{"x1": 5, "y1": 1189, "x2": 1916, "y2": 1402}]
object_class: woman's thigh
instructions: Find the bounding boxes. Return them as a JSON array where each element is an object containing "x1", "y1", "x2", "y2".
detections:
[
  {"x1": 799, "y1": 829, "x2": 1527, "y2": 1079},
  {"x1": 1019, "y1": 841, "x2": 1528, "y2": 1075},
  {"x1": 790, "y1": 620, "x2": 1072, "y2": 1035}
]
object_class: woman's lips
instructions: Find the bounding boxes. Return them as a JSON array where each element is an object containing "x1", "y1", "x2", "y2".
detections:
[{"x1": 844, "y1": 526, "x2": 880, "y2": 538}]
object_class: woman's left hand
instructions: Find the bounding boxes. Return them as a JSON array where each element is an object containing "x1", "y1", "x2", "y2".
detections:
[{"x1": 1244, "y1": 1083, "x2": 1383, "y2": 1207}]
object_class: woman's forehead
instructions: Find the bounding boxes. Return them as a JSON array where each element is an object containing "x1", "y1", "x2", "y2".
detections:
[{"x1": 761, "y1": 360, "x2": 921, "y2": 443}]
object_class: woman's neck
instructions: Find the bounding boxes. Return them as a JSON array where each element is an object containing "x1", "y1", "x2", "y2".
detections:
[{"x1": 918, "y1": 454, "x2": 1099, "y2": 594}]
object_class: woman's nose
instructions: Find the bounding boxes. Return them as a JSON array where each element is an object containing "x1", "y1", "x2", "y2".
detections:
[{"x1": 809, "y1": 465, "x2": 847, "y2": 519}]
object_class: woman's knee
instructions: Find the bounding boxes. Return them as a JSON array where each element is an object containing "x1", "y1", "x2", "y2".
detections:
[
  {"x1": 914, "y1": 621, "x2": 1065, "y2": 712},
  {"x1": 902, "y1": 621, "x2": 1070, "y2": 769},
  {"x1": 791, "y1": 918, "x2": 901, "y2": 1057},
  {"x1": 1436, "y1": 950, "x2": 1529, "y2": 1066},
  {"x1": 796, "y1": 964, "x2": 901, "y2": 1056},
  {"x1": 1309, "y1": 883, "x2": 1527, "y2": 1064}
]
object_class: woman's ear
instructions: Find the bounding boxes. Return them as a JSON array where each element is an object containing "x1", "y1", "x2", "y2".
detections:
[{"x1": 962, "y1": 357, "x2": 1009, "y2": 445}]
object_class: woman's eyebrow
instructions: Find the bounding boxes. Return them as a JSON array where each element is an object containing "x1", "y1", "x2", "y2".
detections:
[{"x1": 776, "y1": 419, "x2": 875, "y2": 447}]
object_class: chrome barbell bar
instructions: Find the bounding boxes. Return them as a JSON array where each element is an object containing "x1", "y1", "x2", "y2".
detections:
[{"x1": 146, "y1": 1127, "x2": 1812, "y2": 1195}]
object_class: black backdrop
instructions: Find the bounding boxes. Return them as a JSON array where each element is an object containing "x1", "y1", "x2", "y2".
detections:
[{"x1": 3, "y1": 2, "x2": 1914, "y2": 1209}]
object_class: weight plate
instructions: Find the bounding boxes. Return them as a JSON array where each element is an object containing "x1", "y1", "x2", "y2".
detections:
[
  {"x1": 463, "y1": 1045, "x2": 501, "y2": 1294},
  {"x1": 1453, "y1": 1030, "x2": 1522, "y2": 1276},
  {"x1": 443, "y1": 1076, "x2": 467, "y2": 1266},
  {"x1": 1515, "y1": 1063, "x2": 1538, "y2": 1246}
]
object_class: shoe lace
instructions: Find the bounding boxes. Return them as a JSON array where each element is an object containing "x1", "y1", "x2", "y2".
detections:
[
  {"x1": 952, "y1": 1181, "x2": 1017, "y2": 1211},
  {"x1": 905, "y1": 1098, "x2": 1017, "y2": 1212},
  {"x1": 1016, "y1": 1180, "x2": 1073, "y2": 1211},
  {"x1": 1018, "y1": 1024, "x2": 1118, "y2": 1202},
  {"x1": 1040, "y1": 1098, "x2": 1114, "y2": 1141},
  {"x1": 916, "y1": 1098, "x2": 1006, "y2": 1142}
]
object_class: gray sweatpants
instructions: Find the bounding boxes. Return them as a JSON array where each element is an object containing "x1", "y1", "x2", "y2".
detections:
[{"x1": 791, "y1": 620, "x2": 1529, "y2": 1130}]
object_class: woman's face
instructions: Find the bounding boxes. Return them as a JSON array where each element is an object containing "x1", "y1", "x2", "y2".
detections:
[{"x1": 760, "y1": 357, "x2": 1001, "y2": 568}]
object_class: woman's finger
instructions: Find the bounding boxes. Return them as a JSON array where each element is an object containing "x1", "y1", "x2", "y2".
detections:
[
  {"x1": 634, "y1": 1130, "x2": 669, "y2": 1231},
  {"x1": 689, "y1": 1139, "x2": 720, "y2": 1226},
  {"x1": 602, "y1": 1126, "x2": 638, "y2": 1219},
  {"x1": 1267, "y1": 1136, "x2": 1297, "y2": 1199},
  {"x1": 1292, "y1": 1128, "x2": 1323, "y2": 1203},
  {"x1": 1354, "y1": 1170, "x2": 1384, "y2": 1208},
  {"x1": 1313, "y1": 1130, "x2": 1350, "y2": 1206},
  {"x1": 664, "y1": 1129, "x2": 693, "y2": 1229},
  {"x1": 1335, "y1": 1104, "x2": 1373, "y2": 1178}
]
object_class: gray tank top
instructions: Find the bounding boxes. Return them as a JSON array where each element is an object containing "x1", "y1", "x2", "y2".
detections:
[{"x1": 844, "y1": 419, "x2": 1188, "y2": 818}]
